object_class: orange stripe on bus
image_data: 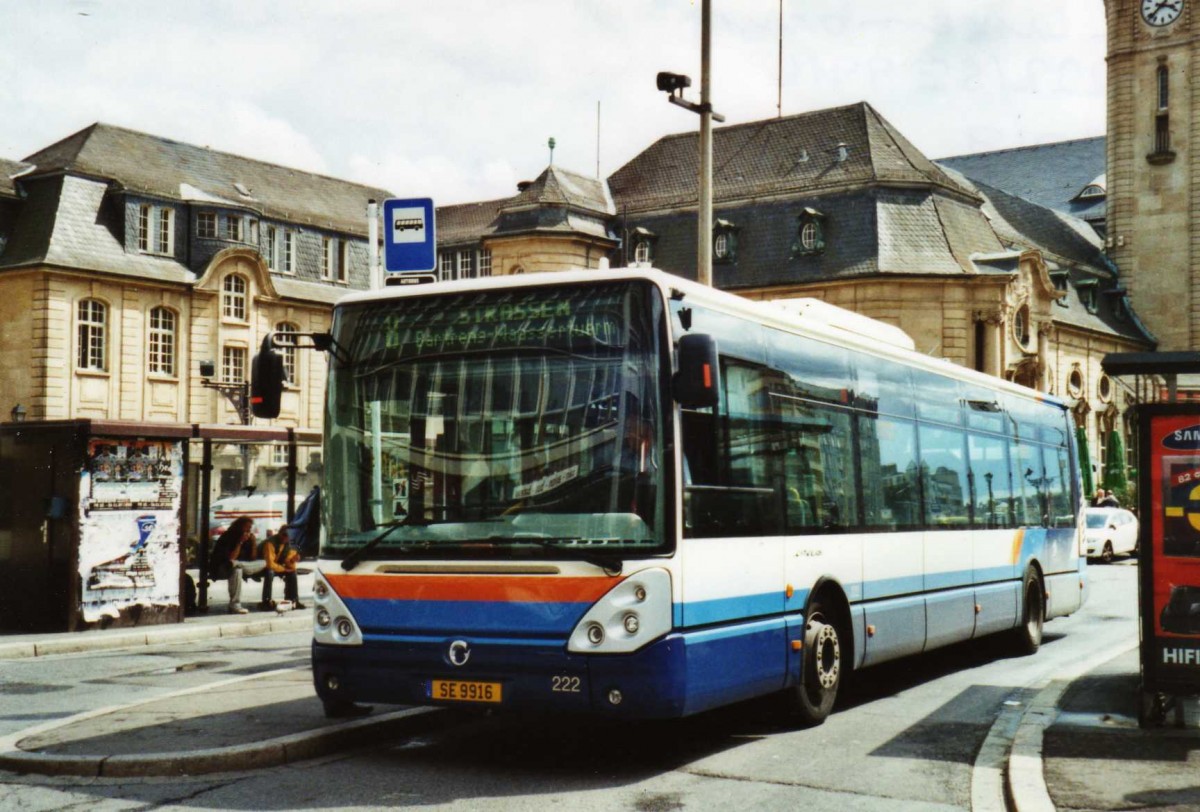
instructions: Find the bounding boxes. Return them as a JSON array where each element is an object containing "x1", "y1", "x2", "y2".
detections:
[
  {"x1": 1011, "y1": 528, "x2": 1026, "y2": 565},
  {"x1": 326, "y1": 574, "x2": 620, "y2": 603}
]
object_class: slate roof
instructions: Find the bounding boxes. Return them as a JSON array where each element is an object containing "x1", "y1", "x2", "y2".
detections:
[
  {"x1": 0, "y1": 174, "x2": 194, "y2": 283},
  {"x1": 438, "y1": 197, "x2": 509, "y2": 246},
  {"x1": 609, "y1": 102, "x2": 979, "y2": 213},
  {"x1": 509, "y1": 165, "x2": 613, "y2": 214},
  {"x1": 437, "y1": 165, "x2": 616, "y2": 248},
  {"x1": 0, "y1": 158, "x2": 33, "y2": 200},
  {"x1": 938, "y1": 166, "x2": 1108, "y2": 271},
  {"x1": 21, "y1": 123, "x2": 392, "y2": 236},
  {"x1": 936, "y1": 137, "x2": 1106, "y2": 224}
]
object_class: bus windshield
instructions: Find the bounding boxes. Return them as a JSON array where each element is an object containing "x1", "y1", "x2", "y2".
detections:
[{"x1": 323, "y1": 280, "x2": 669, "y2": 563}]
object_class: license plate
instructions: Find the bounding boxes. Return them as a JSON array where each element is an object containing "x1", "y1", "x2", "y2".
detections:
[{"x1": 429, "y1": 679, "x2": 503, "y2": 703}]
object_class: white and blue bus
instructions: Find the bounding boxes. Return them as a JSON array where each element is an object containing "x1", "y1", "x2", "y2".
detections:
[{"x1": 255, "y1": 268, "x2": 1086, "y2": 724}]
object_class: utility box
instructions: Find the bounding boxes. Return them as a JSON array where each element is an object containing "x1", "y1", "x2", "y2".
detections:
[
  {"x1": 0, "y1": 420, "x2": 191, "y2": 633},
  {"x1": 1137, "y1": 404, "x2": 1200, "y2": 723}
]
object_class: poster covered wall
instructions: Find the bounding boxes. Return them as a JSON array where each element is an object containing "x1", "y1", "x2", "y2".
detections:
[{"x1": 78, "y1": 439, "x2": 183, "y2": 623}]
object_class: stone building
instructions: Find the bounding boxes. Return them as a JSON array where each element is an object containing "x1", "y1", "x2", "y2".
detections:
[
  {"x1": 1104, "y1": 0, "x2": 1195, "y2": 353},
  {"x1": 0, "y1": 123, "x2": 389, "y2": 494}
]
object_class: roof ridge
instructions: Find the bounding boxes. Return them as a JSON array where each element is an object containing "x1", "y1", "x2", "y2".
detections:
[
  {"x1": 55, "y1": 122, "x2": 390, "y2": 195},
  {"x1": 937, "y1": 135, "x2": 1105, "y2": 163}
]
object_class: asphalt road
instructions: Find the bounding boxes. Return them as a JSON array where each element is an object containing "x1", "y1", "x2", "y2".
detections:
[{"x1": 0, "y1": 561, "x2": 1139, "y2": 811}]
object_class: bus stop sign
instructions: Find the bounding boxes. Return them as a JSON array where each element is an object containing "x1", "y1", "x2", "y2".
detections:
[{"x1": 383, "y1": 198, "x2": 436, "y2": 274}]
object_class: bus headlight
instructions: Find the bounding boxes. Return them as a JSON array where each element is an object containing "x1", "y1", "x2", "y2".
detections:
[
  {"x1": 312, "y1": 570, "x2": 362, "y2": 646},
  {"x1": 568, "y1": 568, "x2": 672, "y2": 653}
]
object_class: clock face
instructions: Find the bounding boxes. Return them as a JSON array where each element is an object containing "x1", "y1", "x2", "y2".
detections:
[{"x1": 1142, "y1": 0, "x2": 1184, "y2": 26}]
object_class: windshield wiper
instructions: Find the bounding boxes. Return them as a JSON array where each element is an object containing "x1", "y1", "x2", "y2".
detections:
[{"x1": 340, "y1": 518, "x2": 427, "y2": 571}]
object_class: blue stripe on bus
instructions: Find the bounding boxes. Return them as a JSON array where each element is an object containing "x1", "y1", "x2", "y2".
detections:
[
  {"x1": 346, "y1": 598, "x2": 592, "y2": 635},
  {"x1": 681, "y1": 591, "x2": 783, "y2": 627}
]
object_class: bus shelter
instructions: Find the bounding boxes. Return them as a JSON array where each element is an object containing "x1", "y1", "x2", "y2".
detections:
[
  {"x1": 189, "y1": 424, "x2": 321, "y2": 611},
  {"x1": 0, "y1": 418, "x2": 319, "y2": 633},
  {"x1": 1104, "y1": 352, "x2": 1200, "y2": 725}
]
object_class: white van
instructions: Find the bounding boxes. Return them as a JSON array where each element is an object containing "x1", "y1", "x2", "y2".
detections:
[{"x1": 208, "y1": 492, "x2": 293, "y2": 543}]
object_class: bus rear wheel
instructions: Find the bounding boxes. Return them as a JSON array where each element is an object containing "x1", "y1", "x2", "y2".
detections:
[
  {"x1": 784, "y1": 597, "x2": 842, "y2": 726},
  {"x1": 1011, "y1": 568, "x2": 1044, "y2": 655}
]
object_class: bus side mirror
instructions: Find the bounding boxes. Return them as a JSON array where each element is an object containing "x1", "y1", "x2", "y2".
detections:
[
  {"x1": 250, "y1": 334, "x2": 285, "y2": 419},
  {"x1": 674, "y1": 333, "x2": 719, "y2": 409}
]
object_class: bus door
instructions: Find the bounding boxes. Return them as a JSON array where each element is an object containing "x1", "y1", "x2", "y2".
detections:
[{"x1": 678, "y1": 357, "x2": 787, "y2": 703}]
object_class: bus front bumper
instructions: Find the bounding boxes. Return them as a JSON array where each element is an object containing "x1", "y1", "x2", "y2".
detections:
[{"x1": 313, "y1": 633, "x2": 692, "y2": 719}]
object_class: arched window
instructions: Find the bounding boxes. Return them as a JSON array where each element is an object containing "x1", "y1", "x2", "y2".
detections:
[
  {"x1": 634, "y1": 240, "x2": 651, "y2": 264},
  {"x1": 1158, "y1": 64, "x2": 1170, "y2": 111},
  {"x1": 222, "y1": 275, "x2": 247, "y2": 321},
  {"x1": 147, "y1": 306, "x2": 177, "y2": 376},
  {"x1": 77, "y1": 299, "x2": 108, "y2": 371},
  {"x1": 275, "y1": 321, "x2": 298, "y2": 384}
]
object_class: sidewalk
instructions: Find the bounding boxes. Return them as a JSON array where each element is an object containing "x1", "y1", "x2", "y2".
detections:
[
  {"x1": 1039, "y1": 648, "x2": 1200, "y2": 811},
  {"x1": 0, "y1": 568, "x2": 315, "y2": 660},
  {"x1": 0, "y1": 568, "x2": 440, "y2": 777}
]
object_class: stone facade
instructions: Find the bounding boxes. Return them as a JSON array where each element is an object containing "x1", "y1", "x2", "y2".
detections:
[
  {"x1": 0, "y1": 124, "x2": 390, "y2": 495},
  {"x1": 1105, "y1": 0, "x2": 1196, "y2": 351}
]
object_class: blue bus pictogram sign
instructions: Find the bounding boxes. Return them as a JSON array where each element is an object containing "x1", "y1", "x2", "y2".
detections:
[{"x1": 383, "y1": 198, "x2": 436, "y2": 274}]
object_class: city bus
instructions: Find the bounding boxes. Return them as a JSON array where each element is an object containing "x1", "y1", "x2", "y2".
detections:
[{"x1": 251, "y1": 267, "x2": 1086, "y2": 725}]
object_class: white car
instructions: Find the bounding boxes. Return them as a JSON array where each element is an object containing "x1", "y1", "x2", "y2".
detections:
[
  {"x1": 208, "y1": 492, "x2": 293, "y2": 543},
  {"x1": 1085, "y1": 507, "x2": 1139, "y2": 563}
]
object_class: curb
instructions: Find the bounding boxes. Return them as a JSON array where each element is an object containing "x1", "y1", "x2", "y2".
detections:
[
  {"x1": 0, "y1": 707, "x2": 434, "y2": 777},
  {"x1": 0, "y1": 665, "x2": 438, "y2": 777},
  {"x1": 0, "y1": 613, "x2": 310, "y2": 661},
  {"x1": 1004, "y1": 640, "x2": 1139, "y2": 812}
]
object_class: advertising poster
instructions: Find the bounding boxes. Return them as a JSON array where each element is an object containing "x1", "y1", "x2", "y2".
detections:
[
  {"x1": 78, "y1": 439, "x2": 183, "y2": 623},
  {"x1": 1145, "y1": 412, "x2": 1200, "y2": 686}
]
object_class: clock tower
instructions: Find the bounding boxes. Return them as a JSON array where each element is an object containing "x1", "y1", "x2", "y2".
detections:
[{"x1": 1106, "y1": 0, "x2": 1194, "y2": 350}]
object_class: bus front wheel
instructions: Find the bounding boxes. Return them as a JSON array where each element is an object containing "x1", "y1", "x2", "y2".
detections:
[{"x1": 785, "y1": 597, "x2": 842, "y2": 726}]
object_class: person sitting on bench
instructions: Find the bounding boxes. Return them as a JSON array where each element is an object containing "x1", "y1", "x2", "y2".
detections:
[{"x1": 260, "y1": 526, "x2": 305, "y2": 610}]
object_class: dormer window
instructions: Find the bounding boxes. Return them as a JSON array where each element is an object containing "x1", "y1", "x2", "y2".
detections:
[
  {"x1": 137, "y1": 204, "x2": 174, "y2": 256},
  {"x1": 1050, "y1": 271, "x2": 1070, "y2": 307},
  {"x1": 791, "y1": 208, "x2": 826, "y2": 257},
  {"x1": 1077, "y1": 185, "x2": 1105, "y2": 200},
  {"x1": 713, "y1": 219, "x2": 739, "y2": 263},
  {"x1": 1076, "y1": 279, "x2": 1099, "y2": 314},
  {"x1": 223, "y1": 214, "x2": 243, "y2": 242},
  {"x1": 629, "y1": 226, "x2": 657, "y2": 266},
  {"x1": 197, "y1": 211, "x2": 217, "y2": 239}
]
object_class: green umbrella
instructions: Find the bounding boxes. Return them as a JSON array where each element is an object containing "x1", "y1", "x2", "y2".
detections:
[
  {"x1": 1103, "y1": 430, "x2": 1128, "y2": 493},
  {"x1": 1076, "y1": 425, "x2": 1094, "y2": 497}
]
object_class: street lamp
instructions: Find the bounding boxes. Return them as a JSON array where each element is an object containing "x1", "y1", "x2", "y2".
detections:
[
  {"x1": 657, "y1": 0, "x2": 724, "y2": 288},
  {"x1": 199, "y1": 360, "x2": 250, "y2": 425}
]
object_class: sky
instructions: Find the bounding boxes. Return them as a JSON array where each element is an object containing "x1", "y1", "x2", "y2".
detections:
[{"x1": 0, "y1": 1, "x2": 1107, "y2": 205}]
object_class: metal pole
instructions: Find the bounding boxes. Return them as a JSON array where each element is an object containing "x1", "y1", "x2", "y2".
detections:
[
  {"x1": 368, "y1": 199, "x2": 380, "y2": 290},
  {"x1": 698, "y1": 0, "x2": 714, "y2": 287},
  {"x1": 199, "y1": 438, "x2": 212, "y2": 611},
  {"x1": 778, "y1": 0, "x2": 784, "y2": 118}
]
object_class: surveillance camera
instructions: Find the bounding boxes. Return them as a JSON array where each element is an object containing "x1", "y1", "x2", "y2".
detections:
[{"x1": 656, "y1": 71, "x2": 692, "y2": 93}]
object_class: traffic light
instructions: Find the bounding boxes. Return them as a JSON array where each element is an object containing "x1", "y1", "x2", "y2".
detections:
[{"x1": 250, "y1": 335, "x2": 285, "y2": 419}]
